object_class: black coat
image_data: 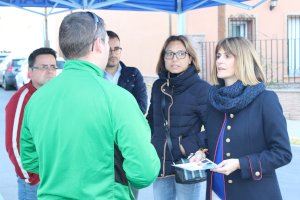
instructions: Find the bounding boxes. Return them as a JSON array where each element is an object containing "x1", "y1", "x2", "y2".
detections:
[
  {"x1": 147, "y1": 66, "x2": 210, "y2": 176},
  {"x1": 118, "y1": 61, "x2": 148, "y2": 114},
  {"x1": 206, "y1": 90, "x2": 292, "y2": 200}
]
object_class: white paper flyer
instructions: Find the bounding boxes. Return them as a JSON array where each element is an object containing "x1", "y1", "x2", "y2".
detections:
[{"x1": 172, "y1": 158, "x2": 217, "y2": 171}]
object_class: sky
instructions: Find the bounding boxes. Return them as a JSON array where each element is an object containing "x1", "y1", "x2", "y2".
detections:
[{"x1": 0, "y1": 7, "x2": 64, "y2": 57}]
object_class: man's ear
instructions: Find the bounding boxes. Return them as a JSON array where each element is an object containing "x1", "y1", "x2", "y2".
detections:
[
  {"x1": 27, "y1": 68, "x2": 32, "y2": 79},
  {"x1": 93, "y1": 38, "x2": 105, "y2": 53}
]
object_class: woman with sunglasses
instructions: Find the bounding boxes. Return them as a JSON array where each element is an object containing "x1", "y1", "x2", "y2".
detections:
[{"x1": 147, "y1": 35, "x2": 210, "y2": 200}]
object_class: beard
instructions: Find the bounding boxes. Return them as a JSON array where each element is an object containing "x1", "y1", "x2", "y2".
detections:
[{"x1": 106, "y1": 57, "x2": 119, "y2": 68}]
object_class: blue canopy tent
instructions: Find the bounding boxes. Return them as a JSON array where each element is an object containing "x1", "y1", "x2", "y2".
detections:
[
  {"x1": 0, "y1": 0, "x2": 267, "y2": 15},
  {"x1": 0, "y1": 0, "x2": 267, "y2": 46}
]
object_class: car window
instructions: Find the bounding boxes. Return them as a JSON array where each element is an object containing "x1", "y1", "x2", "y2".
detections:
[
  {"x1": 12, "y1": 59, "x2": 26, "y2": 68},
  {"x1": 57, "y1": 60, "x2": 65, "y2": 69},
  {"x1": 0, "y1": 55, "x2": 8, "y2": 64}
]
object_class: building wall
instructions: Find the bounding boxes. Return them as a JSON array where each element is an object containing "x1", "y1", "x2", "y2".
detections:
[
  {"x1": 185, "y1": 6, "x2": 219, "y2": 41},
  {"x1": 186, "y1": 0, "x2": 300, "y2": 41},
  {"x1": 225, "y1": 0, "x2": 300, "y2": 40},
  {"x1": 185, "y1": 0, "x2": 300, "y2": 84},
  {"x1": 47, "y1": 10, "x2": 172, "y2": 76},
  {"x1": 1, "y1": 0, "x2": 300, "y2": 77},
  {"x1": 275, "y1": 90, "x2": 300, "y2": 120},
  {"x1": 1, "y1": 2, "x2": 299, "y2": 119}
]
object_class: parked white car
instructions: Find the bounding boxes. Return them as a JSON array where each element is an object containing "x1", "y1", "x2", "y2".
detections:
[
  {"x1": 15, "y1": 61, "x2": 30, "y2": 89},
  {"x1": 0, "y1": 53, "x2": 26, "y2": 90}
]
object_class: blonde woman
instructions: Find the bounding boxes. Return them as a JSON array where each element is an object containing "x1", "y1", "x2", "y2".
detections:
[
  {"x1": 147, "y1": 35, "x2": 210, "y2": 200},
  {"x1": 203, "y1": 37, "x2": 292, "y2": 200}
]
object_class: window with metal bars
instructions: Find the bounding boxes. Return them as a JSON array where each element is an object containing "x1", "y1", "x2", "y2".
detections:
[
  {"x1": 228, "y1": 15, "x2": 256, "y2": 41},
  {"x1": 287, "y1": 15, "x2": 300, "y2": 76}
]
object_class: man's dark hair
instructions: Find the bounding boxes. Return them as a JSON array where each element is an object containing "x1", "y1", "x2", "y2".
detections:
[
  {"x1": 107, "y1": 30, "x2": 120, "y2": 41},
  {"x1": 28, "y1": 47, "x2": 57, "y2": 68},
  {"x1": 59, "y1": 12, "x2": 106, "y2": 59}
]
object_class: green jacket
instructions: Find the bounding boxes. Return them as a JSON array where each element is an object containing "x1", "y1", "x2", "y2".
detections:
[{"x1": 20, "y1": 60, "x2": 160, "y2": 199}]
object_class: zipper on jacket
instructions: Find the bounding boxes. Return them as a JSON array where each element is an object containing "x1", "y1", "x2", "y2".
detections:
[{"x1": 160, "y1": 82, "x2": 174, "y2": 177}]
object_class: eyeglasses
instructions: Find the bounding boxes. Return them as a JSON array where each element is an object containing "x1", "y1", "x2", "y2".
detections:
[
  {"x1": 31, "y1": 65, "x2": 58, "y2": 71},
  {"x1": 86, "y1": 11, "x2": 103, "y2": 51},
  {"x1": 164, "y1": 50, "x2": 189, "y2": 60},
  {"x1": 109, "y1": 47, "x2": 122, "y2": 54}
]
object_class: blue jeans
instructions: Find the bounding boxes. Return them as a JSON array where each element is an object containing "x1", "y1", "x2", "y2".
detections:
[
  {"x1": 130, "y1": 185, "x2": 139, "y2": 199},
  {"x1": 17, "y1": 177, "x2": 38, "y2": 200},
  {"x1": 153, "y1": 176, "x2": 205, "y2": 200}
]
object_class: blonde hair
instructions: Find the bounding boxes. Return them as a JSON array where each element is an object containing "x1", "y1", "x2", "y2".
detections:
[
  {"x1": 156, "y1": 35, "x2": 200, "y2": 75},
  {"x1": 211, "y1": 37, "x2": 265, "y2": 85}
]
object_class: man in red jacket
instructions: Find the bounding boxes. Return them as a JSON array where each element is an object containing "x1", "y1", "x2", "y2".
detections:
[{"x1": 5, "y1": 47, "x2": 57, "y2": 200}]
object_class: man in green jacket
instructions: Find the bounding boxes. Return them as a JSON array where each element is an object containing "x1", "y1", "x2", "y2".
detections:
[{"x1": 20, "y1": 11, "x2": 160, "y2": 199}]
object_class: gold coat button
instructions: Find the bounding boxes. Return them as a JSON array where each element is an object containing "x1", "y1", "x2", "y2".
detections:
[
  {"x1": 230, "y1": 114, "x2": 234, "y2": 118},
  {"x1": 226, "y1": 153, "x2": 231, "y2": 157},
  {"x1": 228, "y1": 179, "x2": 233, "y2": 184},
  {"x1": 227, "y1": 125, "x2": 231, "y2": 130},
  {"x1": 255, "y1": 171, "x2": 261, "y2": 176},
  {"x1": 226, "y1": 138, "x2": 231, "y2": 143}
]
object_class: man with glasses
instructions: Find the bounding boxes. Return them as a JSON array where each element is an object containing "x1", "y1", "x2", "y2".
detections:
[
  {"x1": 105, "y1": 30, "x2": 148, "y2": 114},
  {"x1": 5, "y1": 47, "x2": 57, "y2": 200},
  {"x1": 19, "y1": 12, "x2": 160, "y2": 199}
]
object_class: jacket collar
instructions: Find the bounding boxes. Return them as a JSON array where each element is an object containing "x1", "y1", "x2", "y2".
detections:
[
  {"x1": 119, "y1": 61, "x2": 134, "y2": 80},
  {"x1": 27, "y1": 81, "x2": 37, "y2": 93},
  {"x1": 64, "y1": 60, "x2": 104, "y2": 78},
  {"x1": 119, "y1": 61, "x2": 126, "y2": 69},
  {"x1": 119, "y1": 61, "x2": 128, "y2": 75},
  {"x1": 159, "y1": 66, "x2": 199, "y2": 94}
]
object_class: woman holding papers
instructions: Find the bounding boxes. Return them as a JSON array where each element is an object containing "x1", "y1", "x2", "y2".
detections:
[
  {"x1": 203, "y1": 37, "x2": 292, "y2": 200},
  {"x1": 146, "y1": 35, "x2": 210, "y2": 200}
]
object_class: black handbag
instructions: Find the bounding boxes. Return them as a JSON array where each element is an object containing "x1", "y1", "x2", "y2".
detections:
[{"x1": 161, "y1": 94, "x2": 206, "y2": 184}]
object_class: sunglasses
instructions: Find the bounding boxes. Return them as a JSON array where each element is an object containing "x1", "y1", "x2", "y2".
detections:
[{"x1": 86, "y1": 12, "x2": 104, "y2": 51}]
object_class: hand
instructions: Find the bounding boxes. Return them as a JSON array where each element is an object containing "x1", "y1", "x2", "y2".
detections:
[
  {"x1": 189, "y1": 149, "x2": 208, "y2": 163},
  {"x1": 211, "y1": 159, "x2": 240, "y2": 176}
]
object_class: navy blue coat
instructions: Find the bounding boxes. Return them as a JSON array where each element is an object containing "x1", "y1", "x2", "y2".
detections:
[
  {"x1": 147, "y1": 66, "x2": 210, "y2": 177},
  {"x1": 206, "y1": 90, "x2": 292, "y2": 200},
  {"x1": 118, "y1": 61, "x2": 148, "y2": 114}
]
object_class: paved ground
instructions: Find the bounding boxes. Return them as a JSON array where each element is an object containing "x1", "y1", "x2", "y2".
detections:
[
  {"x1": 0, "y1": 89, "x2": 17, "y2": 200},
  {"x1": 0, "y1": 87, "x2": 299, "y2": 200}
]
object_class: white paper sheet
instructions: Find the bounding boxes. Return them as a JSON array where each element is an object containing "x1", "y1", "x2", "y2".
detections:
[{"x1": 172, "y1": 158, "x2": 217, "y2": 171}]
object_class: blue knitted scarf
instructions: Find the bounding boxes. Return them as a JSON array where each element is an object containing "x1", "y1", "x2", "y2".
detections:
[{"x1": 209, "y1": 80, "x2": 266, "y2": 114}]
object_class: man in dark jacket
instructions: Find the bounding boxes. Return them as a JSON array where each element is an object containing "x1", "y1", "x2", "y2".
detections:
[{"x1": 105, "y1": 30, "x2": 148, "y2": 114}]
